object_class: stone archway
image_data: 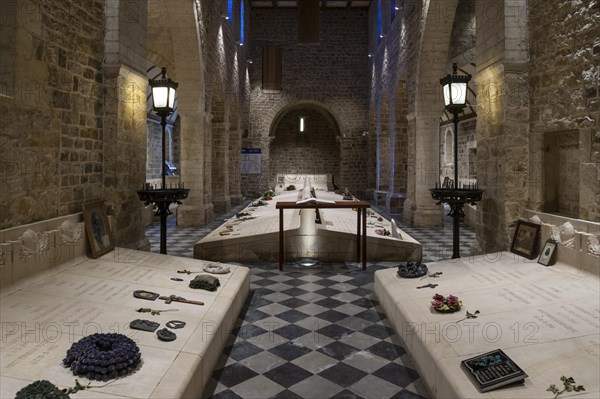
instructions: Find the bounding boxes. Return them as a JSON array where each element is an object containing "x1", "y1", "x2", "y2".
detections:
[
  {"x1": 147, "y1": 0, "x2": 208, "y2": 227},
  {"x1": 403, "y1": 0, "x2": 459, "y2": 226},
  {"x1": 268, "y1": 102, "x2": 341, "y2": 188}
]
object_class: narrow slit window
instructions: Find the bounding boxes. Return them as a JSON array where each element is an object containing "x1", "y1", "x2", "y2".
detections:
[
  {"x1": 240, "y1": 0, "x2": 245, "y2": 44},
  {"x1": 299, "y1": 117, "x2": 305, "y2": 132},
  {"x1": 377, "y1": 0, "x2": 382, "y2": 41}
]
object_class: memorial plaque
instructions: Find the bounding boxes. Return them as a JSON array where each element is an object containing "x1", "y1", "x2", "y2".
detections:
[{"x1": 461, "y1": 349, "x2": 527, "y2": 392}]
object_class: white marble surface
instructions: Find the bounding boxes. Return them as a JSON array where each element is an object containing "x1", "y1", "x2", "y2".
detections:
[
  {"x1": 375, "y1": 252, "x2": 600, "y2": 398},
  {"x1": 0, "y1": 249, "x2": 250, "y2": 399},
  {"x1": 194, "y1": 190, "x2": 422, "y2": 262}
]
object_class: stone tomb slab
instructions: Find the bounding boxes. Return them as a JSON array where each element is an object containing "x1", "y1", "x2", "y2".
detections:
[
  {"x1": 195, "y1": 189, "x2": 422, "y2": 263},
  {"x1": 0, "y1": 249, "x2": 250, "y2": 398},
  {"x1": 375, "y1": 252, "x2": 600, "y2": 399}
]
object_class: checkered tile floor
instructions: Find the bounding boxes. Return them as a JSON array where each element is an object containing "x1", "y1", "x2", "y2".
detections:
[{"x1": 145, "y1": 202, "x2": 475, "y2": 399}]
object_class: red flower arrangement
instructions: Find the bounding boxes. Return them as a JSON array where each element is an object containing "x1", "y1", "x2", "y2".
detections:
[{"x1": 431, "y1": 293, "x2": 462, "y2": 313}]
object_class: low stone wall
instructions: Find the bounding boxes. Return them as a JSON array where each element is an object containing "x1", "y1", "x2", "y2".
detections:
[
  {"x1": 375, "y1": 211, "x2": 599, "y2": 399},
  {"x1": 0, "y1": 216, "x2": 250, "y2": 398}
]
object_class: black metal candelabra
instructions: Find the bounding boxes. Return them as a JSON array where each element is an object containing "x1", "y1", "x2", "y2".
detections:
[
  {"x1": 430, "y1": 109, "x2": 483, "y2": 259},
  {"x1": 137, "y1": 114, "x2": 189, "y2": 254}
]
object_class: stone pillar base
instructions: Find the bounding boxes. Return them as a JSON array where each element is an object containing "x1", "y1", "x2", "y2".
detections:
[
  {"x1": 403, "y1": 200, "x2": 443, "y2": 227},
  {"x1": 177, "y1": 205, "x2": 206, "y2": 227},
  {"x1": 136, "y1": 238, "x2": 151, "y2": 251},
  {"x1": 213, "y1": 196, "x2": 231, "y2": 214},
  {"x1": 204, "y1": 203, "x2": 215, "y2": 223},
  {"x1": 229, "y1": 194, "x2": 243, "y2": 206}
]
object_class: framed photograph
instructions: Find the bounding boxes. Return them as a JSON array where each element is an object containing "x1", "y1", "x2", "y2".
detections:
[
  {"x1": 510, "y1": 220, "x2": 541, "y2": 260},
  {"x1": 537, "y1": 239, "x2": 557, "y2": 266},
  {"x1": 82, "y1": 200, "x2": 114, "y2": 258}
]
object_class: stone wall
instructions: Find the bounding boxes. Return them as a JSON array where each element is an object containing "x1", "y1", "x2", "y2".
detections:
[
  {"x1": 439, "y1": 117, "x2": 476, "y2": 184},
  {"x1": 269, "y1": 107, "x2": 340, "y2": 183},
  {"x1": 246, "y1": 7, "x2": 369, "y2": 195},
  {"x1": 196, "y1": 0, "x2": 246, "y2": 217},
  {"x1": 0, "y1": 0, "x2": 150, "y2": 250},
  {"x1": 0, "y1": 0, "x2": 105, "y2": 228},
  {"x1": 146, "y1": 118, "x2": 179, "y2": 181},
  {"x1": 528, "y1": 0, "x2": 600, "y2": 222},
  {"x1": 366, "y1": 1, "x2": 416, "y2": 201}
]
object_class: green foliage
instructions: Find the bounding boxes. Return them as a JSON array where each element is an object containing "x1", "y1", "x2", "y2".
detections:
[
  {"x1": 15, "y1": 380, "x2": 70, "y2": 399},
  {"x1": 456, "y1": 310, "x2": 480, "y2": 323},
  {"x1": 547, "y1": 376, "x2": 585, "y2": 398},
  {"x1": 136, "y1": 307, "x2": 160, "y2": 315},
  {"x1": 63, "y1": 380, "x2": 92, "y2": 395}
]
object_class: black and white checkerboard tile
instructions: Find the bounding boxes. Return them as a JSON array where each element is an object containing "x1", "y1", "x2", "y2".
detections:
[
  {"x1": 145, "y1": 203, "x2": 475, "y2": 399},
  {"x1": 201, "y1": 263, "x2": 428, "y2": 399}
]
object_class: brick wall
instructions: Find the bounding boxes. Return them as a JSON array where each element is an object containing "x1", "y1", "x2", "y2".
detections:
[
  {"x1": 528, "y1": 0, "x2": 600, "y2": 221},
  {"x1": 439, "y1": 118, "x2": 476, "y2": 185},
  {"x1": 0, "y1": 0, "x2": 105, "y2": 228},
  {"x1": 146, "y1": 118, "x2": 180, "y2": 181},
  {"x1": 246, "y1": 7, "x2": 369, "y2": 195},
  {"x1": 269, "y1": 107, "x2": 340, "y2": 182}
]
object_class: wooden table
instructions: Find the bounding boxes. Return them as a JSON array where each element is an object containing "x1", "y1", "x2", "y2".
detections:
[{"x1": 275, "y1": 201, "x2": 370, "y2": 271}]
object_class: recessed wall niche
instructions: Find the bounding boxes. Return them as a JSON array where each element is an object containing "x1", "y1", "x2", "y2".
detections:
[
  {"x1": 543, "y1": 130, "x2": 580, "y2": 217},
  {"x1": 440, "y1": 125, "x2": 454, "y2": 181},
  {"x1": 269, "y1": 105, "x2": 340, "y2": 186}
]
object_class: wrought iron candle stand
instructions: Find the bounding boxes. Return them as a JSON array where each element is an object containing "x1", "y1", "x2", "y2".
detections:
[
  {"x1": 137, "y1": 185, "x2": 189, "y2": 254},
  {"x1": 430, "y1": 186, "x2": 483, "y2": 259},
  {"x1": 137, "y1": 68, "x2": 188, "y2": 255},
  {"x1": 432, "y1": 63, "x2": 483, "y2": 259}
]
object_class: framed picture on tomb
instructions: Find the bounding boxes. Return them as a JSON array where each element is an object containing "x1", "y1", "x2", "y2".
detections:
[
  {"x1": 537, "y1": 239, "x2": 557, "y2": 266},
  {"x1": 510, "y1": 220, "x2": 541, "y2": 260},
  {"x1": 82, "y1": 200, "x2": 114, "y2": 258}
]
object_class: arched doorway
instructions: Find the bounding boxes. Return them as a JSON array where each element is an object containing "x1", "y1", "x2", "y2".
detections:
[{"x1": 269, "y1": 104, "x2": 341, "y2": 187}]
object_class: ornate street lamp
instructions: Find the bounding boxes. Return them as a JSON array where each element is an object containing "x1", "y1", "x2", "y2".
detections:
[
  {"x1": 440, "y1": 63, "x2": 470, "y2": 188},
  {"x1": 430, "y1": 63, "x2": 483, "y2": 259},
  {"x1": 149, "y1": 67, "x2": 178, "y2": 190},
  {"x1": 138, "y1": 68, "x2": 189, "y2": 254}
]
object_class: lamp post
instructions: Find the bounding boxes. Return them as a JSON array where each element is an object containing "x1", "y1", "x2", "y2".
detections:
[
  {"x1": 430, "y1": 63, "x2": 482, "y2": 259},
  {"x1": 138, "y1": 68, "x2": 189, "y2": 254},
  {"x1": 149, "y1": 67, "x2": 178, "y2": 191}
]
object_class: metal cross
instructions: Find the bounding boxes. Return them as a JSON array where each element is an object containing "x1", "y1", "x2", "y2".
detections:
[
  {"x1": 159, "y1": 295, "x2": 204, "y2": 306},
  {"x1": 416, "y1": 283, "x2": 438, "y2": 289}
]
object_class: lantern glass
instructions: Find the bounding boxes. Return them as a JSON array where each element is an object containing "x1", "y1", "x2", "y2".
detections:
[
  {"x1": 443, "y1": 82, "x2": 467, "y2": 107},
  {"x1": 168, "y1": 87, "x2": 176, "y2": 109},
  {"x1": 152, "y1": 86, "x2": 169, "y2": 109}
]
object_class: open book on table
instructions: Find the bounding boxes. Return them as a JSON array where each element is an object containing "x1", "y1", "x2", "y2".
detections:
[{"x1": 295, "y1": 197, "x2": 336, "y2": 205}]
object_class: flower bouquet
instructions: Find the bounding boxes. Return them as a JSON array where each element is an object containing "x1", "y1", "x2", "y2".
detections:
[{"x1": 431, "y1": 294, "x2": 462, "y2": 313}]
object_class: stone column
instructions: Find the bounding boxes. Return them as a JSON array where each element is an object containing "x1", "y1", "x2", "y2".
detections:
[
  {"x1": 102, "y1": 0, "x2": 149, "y2": 250},
  {"x1": 203, "y1": 115, "x2": 214, "y2": 222},
  {"x1": 474, "y1": 0, "x2": 530, "y2": 253},
  {"x1": 229, "y1": 127, "x2": 243, "y2": 205},
  {"x1": 102, "y1": 66, "x2": 149, "y2": 250},
  {"x1": 403, "y1": 112, "x2": 443, "y2": 226},
  {"x1": 176, "y1": 109, "x2": 208, "y2": 226},
  {"x1": 211, "y1": 120, "x2": 231, "y2": 213}
]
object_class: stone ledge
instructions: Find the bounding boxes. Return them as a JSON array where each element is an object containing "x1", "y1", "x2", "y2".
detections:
[
  {"x1": 0, "y1": 230, "x2": 249, "y2": 399},
  {"x1": 375, "y1": 252, "x2": 599, "y2": 398}
]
